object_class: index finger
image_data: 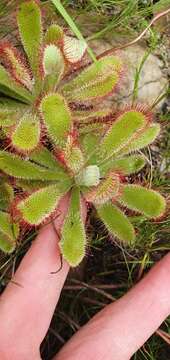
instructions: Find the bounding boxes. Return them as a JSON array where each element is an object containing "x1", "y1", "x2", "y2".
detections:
[{"x1": 0, "y1": 194, "x2": 70, "y2": 352}]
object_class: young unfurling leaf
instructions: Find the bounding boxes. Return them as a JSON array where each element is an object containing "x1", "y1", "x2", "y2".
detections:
[
  {"x1": 44, "y1": 24, "x2": 64, "y2": 45},
  {"x1": 63, "y1": 35, "x2": 87, "y2": 64},
  {"x1": 85, "y1": 172, "x2": 120, "y2": 204}
]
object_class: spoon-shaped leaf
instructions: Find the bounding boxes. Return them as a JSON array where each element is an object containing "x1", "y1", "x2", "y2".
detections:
[
  {"x1": 18, "y1": 184, "x2": 68, "y2": 225},
  {"x1": 11, "y1": 113, "x2": 40, "y2": 152},
  {"x1": 0, "y1": 151, "x2": 69, "y2": 181},
  {"x1": 30, "y1": 146, "x2": 58, "y2": 169},
  {"x1": 100, "y1": 155, "x2": 146, "y2": 176},
  {"x1": 0, "y1": 42, "x2": 33, "y2": 91},
  {"x1": 60, "y1": 55, "x2": 123, "y2": 102},
  {"x1": 41, "y1": 93, "x2": 72, "y2": 148},
  {"x1": 97, "y1": 202, "x2": 135, "y2": 244},
  {"x1": 60, "y1": 188, "x2": 86, "y2": 267},
  {"x1": 17, "y1": 0, "x2": 42, "y2": 83},
  {"x1": 0, "y1": 65, "x2": 32, "y2": 103},
  {"x1": 118, "y1": 123, "x2": 160, "y2": 156},
  {"x1": 98, "y1": 110, "x2": 148, "y2": 161},
  {"x1": 120, "y1": 184, "x2": 166, "y2": 218}
]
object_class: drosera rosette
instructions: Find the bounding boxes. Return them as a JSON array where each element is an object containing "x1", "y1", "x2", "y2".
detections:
[
  {"x1": 0, "y1": 0, "x2": 123, "y2": 155},
  {"x1": 0, "y1": 102, "x2": 166, "y2": 266},
  {"x1": 0, "y1": 0, "x2": 166, "y2": 267}
]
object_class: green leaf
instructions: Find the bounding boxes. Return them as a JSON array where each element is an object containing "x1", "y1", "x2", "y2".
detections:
[
  {"x1": 73, "y1": 108, "x2": 113, "y2": 123},
  {"x1": 60, "y1": 188, "x2": 86, "y2": 267},
  {"x1": 16, "y1": 179, "x2": 52, "y2": 193},
  {"x1": 41, "y1": 93, "x2": 72, "y2": 148},
  {"x1": 63, "y1": 35, "x2": 87, "y2": 64},
  {"x1": 0, "y1": 65, "x2": 33, "y2": 103},
  {"x1": 98, "y1": 110, "x2": 147, "y2": 161},
  {"x1": 118, "y1": 123, "x2": 160, "y2": 156},
  {"x1": 0, "y1": 232, "x2": 16, "y2": 253},
  {"x1": 0, "y1": 151, "x2": 69, "y2": 181},
  {"x1": 100, "y1": 155, "x2": 146, "y2": 176},
  {"x1": 0, "y1": 108, "x2": 18, "y2": 127},
  {"x1": 97, "y1": 202, "x2": 135, "y2": 244},
  {"x1": 43, "y1": 45, "x2": 65, "y2": 91},
  {"x1": 18, "y1": 184, "x2": 67, "y2": 225},
  {"x1": 85, "y1": 172, "x2": 120, "y2": 204},
  {"x1": 30, "y1": 146, "x2": 58, "y2": 169},
  {"x1": 44, "y1": 24, "x2": 64, "y2": 45},
  {"x1": 43, "y1": 45, "x2": 63, "y2": 76},
  {"x1": 17, "y1": 0, "x2": 42, "y2": 82},
  {"x1": 60, "y1": 55, "x2": 123, "y2": 102},
  {"x1": 11, "y1": 112, "x2": 40, "y2": 152},
  {"x1": 80, "y1": 133, "x2": 100, "y2": 164},
  {"x1": 0, "y1": 211, "x2": 19, "y2": 253},
  {"x1": 64, "y1": 141, "x2": 84, "y2": 174},
  {"x1": 0, "y1": 42, "x2": 33, "y2": 91},
  {"x1": 120, "y1": 185, "x2": 166, "y2": 218},
  {"x1": 0, "y1": 182, "x2": 14, "y2": 210}
]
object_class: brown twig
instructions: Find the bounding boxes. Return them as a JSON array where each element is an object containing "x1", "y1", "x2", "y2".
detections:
[{"x1": 97, "y1": 8, "x2": 170, "y2": 59}]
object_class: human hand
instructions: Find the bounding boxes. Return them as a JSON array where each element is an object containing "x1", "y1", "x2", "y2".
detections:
[{"x1": 0, "y1": 196, "x2": 169, "y2": 360}]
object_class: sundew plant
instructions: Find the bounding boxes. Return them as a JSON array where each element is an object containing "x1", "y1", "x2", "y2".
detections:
[{"x1": 0, "y1": 0, "x2": 166, "y2": 266}]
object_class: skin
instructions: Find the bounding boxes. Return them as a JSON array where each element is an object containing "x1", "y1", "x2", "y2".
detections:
[{"x1": 0, "y1": 196, "x2": 169, "y2": 360}]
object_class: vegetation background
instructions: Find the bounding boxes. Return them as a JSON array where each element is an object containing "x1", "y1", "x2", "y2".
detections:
[{"x1": 0, "y1": 1, "x2": 169, "y2": 359}]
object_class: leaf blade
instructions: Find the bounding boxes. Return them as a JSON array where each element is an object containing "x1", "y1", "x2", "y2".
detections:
[
  {"x1": 41, "y1": 93, "x2": 72, "y2": 148},
  {"x1": 97, "y1": 202, "x2": 135, "y2": 244},
  {"x1": 120, "y1": 184, "x2": 166, "y2": 218},
  {"x1": 60, "y1": 188, "x2": 86, "y2": 266},
  {"x1": 17, "y1": 0, "x2": 42, "y2": 83},
  {"x1": 18, "y1": 184, "x2": 68, "y2": 225}
]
